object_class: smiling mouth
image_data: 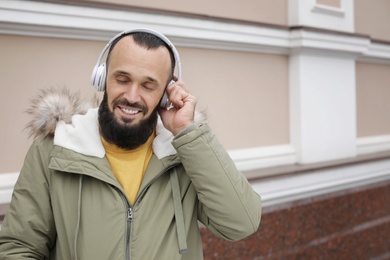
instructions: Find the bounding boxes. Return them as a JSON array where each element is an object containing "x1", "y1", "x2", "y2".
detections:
[{"x1": 120, "y1": 107, "x2": 141, "y2": 115}]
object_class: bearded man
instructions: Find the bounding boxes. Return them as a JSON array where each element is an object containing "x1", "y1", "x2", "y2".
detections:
[{"x1": 0, "y1": 30, "x2": 261, "y2": 260}]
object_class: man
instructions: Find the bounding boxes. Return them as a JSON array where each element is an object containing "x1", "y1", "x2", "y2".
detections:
[{"x1": 0, "y1": 30, "x2": 261, "y2": 259}]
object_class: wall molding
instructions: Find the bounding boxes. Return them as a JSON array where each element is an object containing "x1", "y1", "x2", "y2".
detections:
[
  {"x1": 0, "y1": 0, "x2": 290, "y2": 55},
  {"x1": 229, "y1": 144, "x2": 296, "y2": 173},
  {"x1": 289, "y1": 0, "x2": 353, "y2": 33},
  {"x1": 289, "y1": 28, "x2": 369, "y2": 57},
  {"x1": 3, "y1": 157, "x2": 390, "y2": 209},
  {"x1": 252, "y1": 157, "x2": 390, "y2": 208},
  {"x1": 0, "y1": 0, "x2": 390, "y2": 64},
  {"x1": 311, "y1": 4, "x2": 345, "y2": 18},
  {"x1": 360, "y1": 41, "x2": 390, "y2": 65},
  {"x1": 0, "y1": 173, "x2": 18, "y2": 205},
  {"x1": 357, "y1": 135, "x2": 390, "y2": 155}
]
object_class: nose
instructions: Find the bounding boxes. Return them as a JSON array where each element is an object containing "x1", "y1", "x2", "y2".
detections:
[{"x1": 122, "y1": 84, "x2": 142, "y2": 104}]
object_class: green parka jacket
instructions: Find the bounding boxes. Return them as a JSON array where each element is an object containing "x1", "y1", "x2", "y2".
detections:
[{"x1": 0, "y1": 106, "x2": 261, "y2": 259}]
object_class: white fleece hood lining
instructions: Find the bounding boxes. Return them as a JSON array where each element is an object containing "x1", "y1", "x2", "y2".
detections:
[{"x1": 54, "y1": 108, "x2": 177, "y2": 159}]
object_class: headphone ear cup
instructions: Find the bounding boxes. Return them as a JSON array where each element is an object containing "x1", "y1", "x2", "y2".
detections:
[
  {"x1": 160, "y1": 80, "x2": 175, "y2": 109},
  {"x1": 160, "y1": 91, "x2": 170, "y2": 108},
  {"x1": 91, "y1": 63, "x2": 106, "y2": 92}
]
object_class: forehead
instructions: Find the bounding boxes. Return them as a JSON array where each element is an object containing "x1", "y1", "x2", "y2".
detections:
[{"x1": 108, "y1": 36, "x2": 171, "y2": 77}]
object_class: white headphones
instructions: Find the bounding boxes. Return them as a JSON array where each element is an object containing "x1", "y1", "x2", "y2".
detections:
[{"x1": 90, "y1": 28, "x2": 182, "y2": 108}]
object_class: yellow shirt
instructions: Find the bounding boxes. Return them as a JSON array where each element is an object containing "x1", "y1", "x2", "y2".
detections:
[{"x1": 101, "y1": 133, "x2": 155, "y2": 205}]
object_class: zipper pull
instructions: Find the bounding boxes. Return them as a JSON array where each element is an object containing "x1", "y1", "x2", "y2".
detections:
[{"x1": 127, "y1": 208, "x2": 133, "y2": 221}]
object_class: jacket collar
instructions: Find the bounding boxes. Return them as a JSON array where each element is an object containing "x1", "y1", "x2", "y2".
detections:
[{"x1": 54, "y1": 108, "x2": 177, "y2": 159}]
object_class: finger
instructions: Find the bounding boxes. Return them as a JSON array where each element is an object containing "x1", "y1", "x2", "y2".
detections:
[
  {"x1": 168, "y1": 88, "x2": 188, "y2": 108},
  {"x1": 169, "y1": 80, "x2": 188, "y2": 93}
]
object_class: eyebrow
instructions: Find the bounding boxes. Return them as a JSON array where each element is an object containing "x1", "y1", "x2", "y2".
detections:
[{"x1": 115, "y1": 70, "x2": 158, "y2": 83}]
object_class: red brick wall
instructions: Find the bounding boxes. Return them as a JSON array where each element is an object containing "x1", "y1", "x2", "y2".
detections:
[{"x1": 201, "y1": 181, "x2": 390, "y2": 259}]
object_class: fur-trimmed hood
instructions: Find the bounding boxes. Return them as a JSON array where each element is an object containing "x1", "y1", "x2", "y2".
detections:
[
  {"x1": 26, "y1": 87, "x2": 100, "y2": 138},
  {"x1": 26, "y1": 87, "x2": 206, "y2": 159}
]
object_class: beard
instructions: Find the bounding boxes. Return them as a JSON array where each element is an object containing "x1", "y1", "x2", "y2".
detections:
[{"x1": 98, "y1": 92, "x2": 158, "y2": 150}]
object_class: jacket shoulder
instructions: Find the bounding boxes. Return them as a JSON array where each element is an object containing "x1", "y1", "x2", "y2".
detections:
[
  {"x1": 31, "y1": 134, "x2": 55, "y2": 151},
  {"x1": 23, "y1": 135, "x2": 55, "y2": 172}
]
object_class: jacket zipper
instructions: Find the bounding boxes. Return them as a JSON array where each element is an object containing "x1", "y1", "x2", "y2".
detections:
[
  {"x1": 126, "y1": 207, "x2": 133, "y2": 260},
  {"x1": 122, "y1": 162, "x2": 180, "y2": 260}
]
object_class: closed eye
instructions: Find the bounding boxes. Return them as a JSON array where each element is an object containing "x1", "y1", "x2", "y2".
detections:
[
  {"x1": 116, "y1": 75, "x2": 130, "y2": 84},
  {"x1": 142, "y1": 82, "x2": 157, "y2": 91}
]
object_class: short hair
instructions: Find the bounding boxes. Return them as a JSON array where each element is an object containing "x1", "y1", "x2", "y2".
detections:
[{"x1": 106, "y1": 32, "x2": 175, "y2": 81}]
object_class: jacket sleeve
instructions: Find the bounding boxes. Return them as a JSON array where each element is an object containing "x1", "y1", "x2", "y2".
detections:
[
  {"x1": 172, "y1": 124, "x2": 261, "y2": 241},
  {"x1": 0, "y1": 137, "x2": 56, "y2": 259}
]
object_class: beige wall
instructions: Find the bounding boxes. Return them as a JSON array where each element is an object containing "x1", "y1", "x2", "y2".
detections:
[
  {"x1": 355, "y1": 0, "x2": 390, "y2": 42},
  {"x1": 356, "y1": 62, "x2": 390, "y2": 137},
  {"x1": 0, "y1": 34, "x2": 290, "y2": 173},
  {"x1": 180, "y1": 48, "x2": 290, "y2": 149},
  {"x1": 0, "y1": 35, "x2": 102, "y2": 173},
  {"x1": 83, "y1": 0, "x2": 288, "y2": 26}
]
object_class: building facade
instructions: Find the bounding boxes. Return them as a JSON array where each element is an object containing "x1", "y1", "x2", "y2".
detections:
[{"x1": 0, "y1": 0, "x2": 389, "y2": 258}]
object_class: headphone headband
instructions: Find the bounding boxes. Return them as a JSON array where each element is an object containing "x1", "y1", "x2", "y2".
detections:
[{"x1": 91, "y1": 28, "x2": 181, "y2": 91}]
